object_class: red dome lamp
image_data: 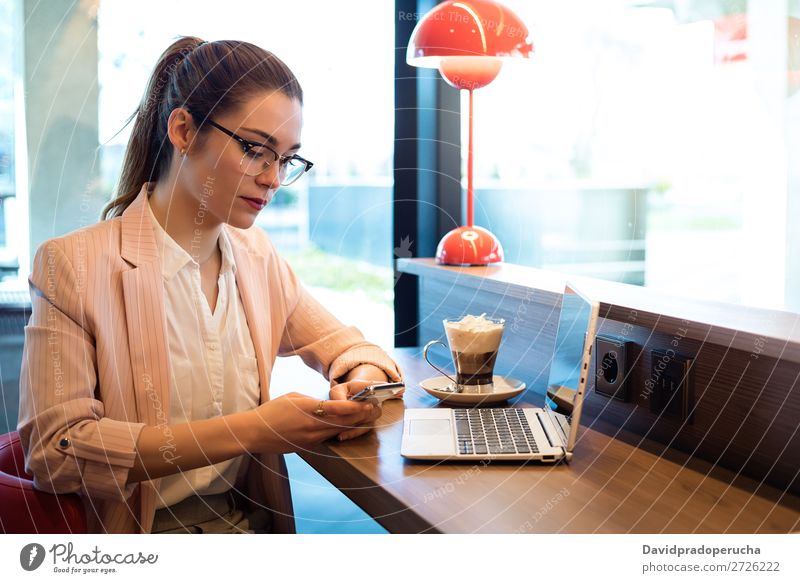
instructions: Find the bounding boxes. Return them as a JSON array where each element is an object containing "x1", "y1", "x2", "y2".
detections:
[{"x1": 407, "y1": 0, "x2": 533, "y2": 265}]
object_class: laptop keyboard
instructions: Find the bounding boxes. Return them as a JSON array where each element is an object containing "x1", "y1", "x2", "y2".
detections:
[{"x1": 454, "y1": 408, "x2": 540, "y2": 456}]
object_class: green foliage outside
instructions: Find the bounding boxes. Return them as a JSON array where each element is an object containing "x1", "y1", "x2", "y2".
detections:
[{"x1": 283, "y1": 244, "x2": 393, "y2": 307}]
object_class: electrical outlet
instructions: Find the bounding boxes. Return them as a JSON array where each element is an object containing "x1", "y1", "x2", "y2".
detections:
[
  {"x1": 649, "y1": 349, "x2": 694, "y2": 423},
  {"x1": 594, "y1": 335, "x2": 631, "y2": 401}
]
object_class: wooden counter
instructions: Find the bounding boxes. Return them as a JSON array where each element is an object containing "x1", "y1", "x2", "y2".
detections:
[{"x1": 297, "y1": 349, "x2": 800, "y2": 534}]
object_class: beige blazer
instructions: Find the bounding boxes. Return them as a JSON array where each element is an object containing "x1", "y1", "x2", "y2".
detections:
[{"x1": 17, "y1": 185, "x2": 402, "y2": 533}]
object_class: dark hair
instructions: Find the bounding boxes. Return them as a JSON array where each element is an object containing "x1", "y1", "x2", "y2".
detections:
[{"x1": 101, "y1": 36, "x2": 303, "y2": 220}]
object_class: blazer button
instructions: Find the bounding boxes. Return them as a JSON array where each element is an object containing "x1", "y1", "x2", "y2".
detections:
[{"x1": 58, "y1": 438, "x2": 70, "y2": 449}]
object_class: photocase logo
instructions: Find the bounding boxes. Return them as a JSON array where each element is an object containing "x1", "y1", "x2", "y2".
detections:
[{"x1": 19, "y1": 543, "x2": 46, "y2": 571}]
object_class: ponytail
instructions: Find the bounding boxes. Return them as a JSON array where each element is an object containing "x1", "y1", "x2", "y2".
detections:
[{"x1": 101, "y1": 36, "x2": 302, "y2": 220}]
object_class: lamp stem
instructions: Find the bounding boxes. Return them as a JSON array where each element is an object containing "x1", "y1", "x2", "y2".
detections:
[{"x1": 467, "y1": 87, "x2": 474, "y2": 228}]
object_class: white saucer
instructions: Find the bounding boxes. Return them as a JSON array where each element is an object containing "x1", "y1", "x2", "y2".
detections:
[{"x1": 419, "y1": 375, "x2": 526, "y2": 405}]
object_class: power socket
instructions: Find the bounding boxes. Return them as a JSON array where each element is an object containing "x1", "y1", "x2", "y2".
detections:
[
  {"x1": 594, "y1": 335, "x2": 632, "y2": 401},
  {"x1": 649, "y1": 349, "x2": 694, "y2": 423}
]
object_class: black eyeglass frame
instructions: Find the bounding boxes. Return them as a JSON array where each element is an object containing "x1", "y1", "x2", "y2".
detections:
[{"x1": 202, "y1": 118, "x2": 314, "y2": 184}]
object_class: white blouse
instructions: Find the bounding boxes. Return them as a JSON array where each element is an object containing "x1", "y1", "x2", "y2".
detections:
[{"x1": 146, "y1": 195, "x2": 261, "y2": 509}]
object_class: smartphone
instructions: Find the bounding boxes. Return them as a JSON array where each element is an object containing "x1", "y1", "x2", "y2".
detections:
[{"x1": 348, "y1": 382, "x2": 405, "y2": 402}]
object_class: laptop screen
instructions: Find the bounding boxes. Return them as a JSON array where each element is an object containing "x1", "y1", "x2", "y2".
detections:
[{"x1": 543, "y1": 284, "x2": 599, "y2": 449}]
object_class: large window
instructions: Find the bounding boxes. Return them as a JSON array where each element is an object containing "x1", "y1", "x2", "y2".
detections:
[
  {"x1": 98, "y1": 0, "x2": 396, "y2": 347},
  {"x1": 466, "y1": 0, "x2": 800, "y2": 312}
]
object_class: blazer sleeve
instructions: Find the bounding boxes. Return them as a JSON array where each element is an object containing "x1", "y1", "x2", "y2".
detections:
[
  {"x1": 275, "y1": 254, "x2": 403, "y2": 385},
  {"x1": 17, "y1": 239, "x2": 146, "y2": 502}
]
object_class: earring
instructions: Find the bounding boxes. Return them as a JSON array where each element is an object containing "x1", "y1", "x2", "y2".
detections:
[{"x1": 181, "y1": 148, "x2": 187, "y2": 156}]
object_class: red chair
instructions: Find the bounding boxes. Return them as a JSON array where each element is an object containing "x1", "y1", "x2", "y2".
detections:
[{"x1": 0, "y1": 431, "x2": 87, "y2": 533}]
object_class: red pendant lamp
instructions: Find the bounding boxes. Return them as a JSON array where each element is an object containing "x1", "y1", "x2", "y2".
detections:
[{"x1": 407, "y1": 0, "x2": 533, "y2": 265}]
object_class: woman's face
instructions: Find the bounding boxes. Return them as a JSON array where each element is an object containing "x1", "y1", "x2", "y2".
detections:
[{"x1": 179, "y1": 90, "x2": 303, "y2": 230}]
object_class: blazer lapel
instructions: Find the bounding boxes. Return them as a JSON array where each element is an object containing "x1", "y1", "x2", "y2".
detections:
[
  {"x1": 121, "y1": 265, "x2": 170, "y2": 427},
  {"x1": 119, "y1": 186, "x2": 171, "y2": 427},
  {"x1": 119, "y1": 185, "x2": 170, "y2": 533},
  {"x1": 229, "y1": 234, "x2": 272, "y2": 403}
]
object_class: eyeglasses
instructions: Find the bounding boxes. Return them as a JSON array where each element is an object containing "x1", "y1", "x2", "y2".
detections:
[{"x1": 204, "y1": 118, "x2": 313, "y2": 186}]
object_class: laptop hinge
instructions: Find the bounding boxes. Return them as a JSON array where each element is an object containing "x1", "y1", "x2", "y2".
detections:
[{"x1": 536, "y1": 411, "x2": 566, "y2": 452}]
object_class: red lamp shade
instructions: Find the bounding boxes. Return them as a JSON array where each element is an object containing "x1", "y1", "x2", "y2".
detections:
[
  {"x1": 407, "y1": 0, "x2": 533, "y2": 64},
  {"x1": 436, "y1": 225, "x2": 504, "y2": 265},
  {"x1": 406, "y1": 1, "x2": 533, "y2": 265},
  {"x1": 407, "y1": 0, "x2": 533, "y2": 90}
]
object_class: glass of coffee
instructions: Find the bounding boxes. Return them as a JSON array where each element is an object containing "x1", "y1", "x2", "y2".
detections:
[{"x1": 423, "y1": 314, "x2": 505, "y2": 393}]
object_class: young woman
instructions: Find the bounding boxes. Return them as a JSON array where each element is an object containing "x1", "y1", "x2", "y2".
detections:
[{"x1": 17, "y1": 37, "x2": 402, "y2": 534}]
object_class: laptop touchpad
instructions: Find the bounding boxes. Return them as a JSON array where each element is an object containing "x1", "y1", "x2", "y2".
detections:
[{"x1": 409, "y1": 419, "x2": 451, "y2": 436}]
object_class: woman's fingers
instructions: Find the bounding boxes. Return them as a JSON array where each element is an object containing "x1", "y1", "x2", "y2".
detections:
[
  {"x1": 335, "y1": 402, "x2": 387, "y2": 441},
  {"x1": 344, "y1": 379, "x2": 378, "y2": 393},
  {"x1": 299, "y1": 394, "x2": 386, "y2": 442},
  {"x1": 316, "y1": 398, "x2": 372, "y2": 417},
  {"x1": 329, "y1": 383, "x2": 349, "y2": 400},
  {"x1": 370, "y1": 400, "x2": 383, "y2": 419},
  {"x1": 308, "y1": 400, "x2": 375, "y2": 432},
  {"x1": 328, "y1": 379, "x2": 386, "y2": 401},
  {"x1": 337, "y1": 426, "x2": 372, "y2": 441}
]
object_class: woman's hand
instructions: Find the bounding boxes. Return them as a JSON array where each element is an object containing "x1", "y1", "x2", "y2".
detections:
[
  {"x1": 329, "y1": 377, "x2": 400, "y2": 441},
  {"x1": 251, "y1": 392, "x2": 375, "y2": 453}
]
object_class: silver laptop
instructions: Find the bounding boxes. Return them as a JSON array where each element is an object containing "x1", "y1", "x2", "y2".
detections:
[{"x1": 401, "y1": 282, "x2": 600, "y2": 463}]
